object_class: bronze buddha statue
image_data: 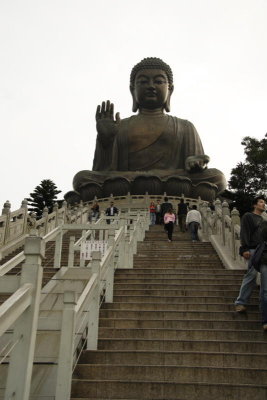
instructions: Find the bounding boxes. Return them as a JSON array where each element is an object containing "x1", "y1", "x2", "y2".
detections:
[{"x1": 65, "y1": 57, "x2": 226, "y2": 203}]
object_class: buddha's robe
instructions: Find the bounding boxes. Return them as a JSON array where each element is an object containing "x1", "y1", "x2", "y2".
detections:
[
  {"x1": 73, "y1": 114, "x2": 226, "y2": 193},
  {"x1": 93, "y1": 115, "x2": 204, "y2": 171}
]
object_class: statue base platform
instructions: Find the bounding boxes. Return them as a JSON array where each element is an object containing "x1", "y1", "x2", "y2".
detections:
[{"x1": 65, "y1": 168, "x2": 226, "y2": 204}]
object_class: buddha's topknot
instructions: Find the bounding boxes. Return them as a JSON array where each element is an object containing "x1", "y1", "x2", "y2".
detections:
[{"x1": 130, "y1": 57, "x2": 173, "y2": 88}]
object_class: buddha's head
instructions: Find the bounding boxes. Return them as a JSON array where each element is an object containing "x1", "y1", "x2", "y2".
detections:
[{"x1": 130, "y1": 57, "x2": 174, "y2": 112}]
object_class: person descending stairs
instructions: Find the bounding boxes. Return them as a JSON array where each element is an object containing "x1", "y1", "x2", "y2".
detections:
[{"x1": 71, "y1": 224, "x2": 267, "y2": 400}]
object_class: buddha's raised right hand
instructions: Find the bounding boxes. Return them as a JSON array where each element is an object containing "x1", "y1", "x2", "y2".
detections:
[{"x1": 96, "y1": 100, "x2": 120, "y2": 147}]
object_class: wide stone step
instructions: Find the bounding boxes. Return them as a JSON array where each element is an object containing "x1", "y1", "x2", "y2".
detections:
[
  {"x1": 113, "y1": 278, "x2": 243, "y2": 285},
  {"x1": 98, "y1": 327, "x2": 267, "y2": 341},
  {"x1": 99, "y1": 318, "x2": 262, "y2": 330},
  {"x1": 113, "y1": 289, "x2": 247, "y2": 297},
  {"x1": 81, "y1": 349, "x2": 267, "y2": 368},
  {"x1": 113, "y1": 283, "x2": 243, "y2": 290},
  {"x1": 133, "y1": 263, "x2": 226, "y2": 269},
  {"x1": 97, "y1": 338, "x2": 267, "y2": 353},
  {"x1": 112, "y1": 295, "x2": 253, "y2": 304},
  {"x1": 73, "y1": 364, "x2": 267, "y2": 384},
  {"x1": 101, "y1": 302, "x2": 258, "y2": 311},
  {"x1": 99, "y1": 309, "x2": 259, "y2": 320},
  {"x1": 71, "y1": 379, "x2": 267, "y2": 400},
  {"x1": 115, "y1": 270, "x2": 245, "y2": 277}
]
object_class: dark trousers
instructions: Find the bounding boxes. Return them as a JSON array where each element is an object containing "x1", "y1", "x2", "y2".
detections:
[
  {"x1": 166, "y1": 222, "x2": 174, "y2": 241},
  {"x1": 156, "y1": 212, "x2": 161, "y2": 224},
  {"x1": 189, "y1": 221, "x2": 199, "y2": 241},
  {"x1": 178, "y1": 215, "x2": 186, "y2": 232}
]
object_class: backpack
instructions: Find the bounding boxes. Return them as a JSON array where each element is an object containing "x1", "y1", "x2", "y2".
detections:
[{"x1": 250, "y1": 241, "x2": 267, "y2": 272}]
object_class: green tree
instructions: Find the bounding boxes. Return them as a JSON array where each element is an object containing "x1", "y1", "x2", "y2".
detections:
[
  {"x1": 27, "y1": 179, "x2": 62, "y2": 217},
  {"x1": 226, "y1": 134, "x2": 267, "y2": 216}
]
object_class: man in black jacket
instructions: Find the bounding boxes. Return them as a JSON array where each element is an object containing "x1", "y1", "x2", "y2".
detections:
[
  {"x1": 234, "y1": 196, "x2": 266, "y2": 312},
  {"x1": 105, "y1": 202, "x2": 119, "y2": 224}
]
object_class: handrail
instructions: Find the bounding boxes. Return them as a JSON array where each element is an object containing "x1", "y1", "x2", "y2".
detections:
[
  {"x1": 0, "y1": 251, "x2": 25, "y2": 277},
  {"x1": 0, "y1": 283, "x2": 32, "y2": 336}
]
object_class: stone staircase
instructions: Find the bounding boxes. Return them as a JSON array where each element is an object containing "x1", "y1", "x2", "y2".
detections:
[{"x1": 71, "y1": 224, "x2": 267, "y2": 400}]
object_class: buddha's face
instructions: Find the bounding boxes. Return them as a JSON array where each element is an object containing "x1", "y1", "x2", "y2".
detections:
[{"x1": 132, "y1": 69, "x2": 172, "y2": 110}]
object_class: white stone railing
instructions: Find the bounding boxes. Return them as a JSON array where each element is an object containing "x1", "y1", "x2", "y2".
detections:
[
  {"x1": 0, "y1": 209, "x2": 149, "y2": 400},
  {"x1": 0, "y1": 199, "x2": 91, "y2": 260},
  {"x1": 0, "y1": 234, "x2": 44, "y2": 400},
  {"x1": 199, "y1": 199, "x2": 267, "y2": 270},
  {"x1": 0, "y1": 193, "x2": 198, "y2": 261}
]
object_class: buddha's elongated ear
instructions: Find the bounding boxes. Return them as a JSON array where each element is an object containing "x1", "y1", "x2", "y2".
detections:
[
  {"x1": 164, "y1": 85, "x2": 174, "y2": 113},
  {"x1": 130, "y1": 86, "x2": 139, "y2": 112}
]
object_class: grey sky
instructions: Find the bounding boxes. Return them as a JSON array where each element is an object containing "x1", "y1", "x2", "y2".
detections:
[{"x1": 1, "y1": 0, "x2": 267, "y2": 209}]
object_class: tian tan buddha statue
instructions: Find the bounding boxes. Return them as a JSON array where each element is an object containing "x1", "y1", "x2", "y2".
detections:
[{"x1": 65, "y1": 57, "x2": 226, "y2": 204}]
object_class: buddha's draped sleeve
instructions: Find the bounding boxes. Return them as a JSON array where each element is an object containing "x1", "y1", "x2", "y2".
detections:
[
  {"x1": 183, "y1": 120, "x2": 205, "y2": 156},
  {"x1": 92, "y1": 134, "x2": 118, "y2": 171}
]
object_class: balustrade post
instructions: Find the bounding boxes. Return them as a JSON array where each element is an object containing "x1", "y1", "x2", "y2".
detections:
[
  {"x1": 206, "y1": 207, "x2": 212, "y2": 237},
  {"x1": 214, "y1": 198, "x2": 222, "y2": 213},
  {"x1": 42, "y1": 206, "x2": 49, "y2": 235},
  {"x1": 130, "y1": 224, "x2": 137, "y2": 254},
  {"x1": 79, "y1": 201, "x2": 84, "y2": 223},
  {"x1": 106, "y1": 229, "x2": 115, "y2": 303},
  {"x1": 21, "y1": 199, "x2": 28, "y2": 234},
  {"x1": 68, "y1": 236, "x2": 76, "y2": 267},
  {"x1": 53, "y1": 227, "x2": 63, "y2": 268},
  {"x1": 61, "y1": 200, "x2": 68, "y2": 223},
  {"x1": 2, "y1": 200, "x2": 11, "y2": 245},
  {"x1": 222, "y1": 201, "x2": 230, "y2": 246},
  {"x1": 231, "y1": 208, "x2": 240, "y2": 260},
  {"x1": 55, "y1": 291, "x2": 77, "y2": 400},
  {"x1": 126, "y1": 191, "x2": 132, "y2": 206},
  {"x1": 53, "y1": 202, "x2": 59, "y2": 227},
  {"x1": 5, "y1": 233, "x2": 44, "y2": 400},
  {"x1": 87, "y1": 251, "x2": 101, "y2": 350},
  {"x1": 200, "y1": 202, "x2": 208, "y2": 235},
  {"x1": 80, "y1": 230, "x2": 87, "y2": 267}
]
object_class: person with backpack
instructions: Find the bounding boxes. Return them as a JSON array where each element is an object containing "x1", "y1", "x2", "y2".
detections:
[
  {"x1": 234, "y1": 196, "x2": 266, "y2": 313},
  {"x1": 249, "y1": 221, "x2": 267, "y2": 330}
]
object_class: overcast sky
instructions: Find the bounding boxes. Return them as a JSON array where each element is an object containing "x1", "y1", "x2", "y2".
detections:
[{"x1": 1, "y1": 0, "x2": 267, "y2": 210}]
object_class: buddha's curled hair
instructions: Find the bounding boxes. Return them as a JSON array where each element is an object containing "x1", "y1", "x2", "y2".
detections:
[{"x1": 130, "y1": 57, "x2": 173, "y2": 88}]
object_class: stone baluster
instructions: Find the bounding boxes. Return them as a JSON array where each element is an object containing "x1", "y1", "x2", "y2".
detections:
[
  {"x1": 214, "y1": 198, "x2": 222, "y2": 213},
  {"x1": 42, "y1": 206, "x2": 49, "y2": 235},
  {"x1": 106, "y1": 229, "x2": 115, "y2": 303},
  {"x1": 200, "y1": 202, "x2": 208, "y2": 236},
  {"x1": 127, "y1": 191, "x2": 132, "y2": 205},
  {"x1": 78, "y1": 200, "x2": 83, "y2": 223},
  {"x1": 231, "y1": 208, "x2": 241, "y2": 260},
  {"x1": 61, "y1": 200, "x2": 68, "y2": 224},
  {"x1": 53, "y1": 202, "x2": 59, "y2": 226},
  {"x1": 21, "y1": 199, "x2": 28, "y2": 234},
  {"x1": 55, "y1": 291, "x2": 77, "y2": 400},
  {"x1": 221, "y1": 201, "x2": 230, "y2": 246},
  {"x1": 2, "y1": 200, "x2": 11, "y2": 245},
  {"x1": 206, "y1": 207, "x2": 213, "y2": 237},
  {"x1": 86, "y1": 251, "x2": 101, "y2": 350},
  {"x1": 67, "y1": 236, "x2": 76, "y2": 268}
]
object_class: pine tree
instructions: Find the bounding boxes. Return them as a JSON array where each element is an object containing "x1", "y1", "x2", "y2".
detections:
[
  {"x1": 27, "y1": 179, "x2": 62, "y2": 217},
  {"x1": 226, "y1": 134, "x2": 267, "y2": 216}
]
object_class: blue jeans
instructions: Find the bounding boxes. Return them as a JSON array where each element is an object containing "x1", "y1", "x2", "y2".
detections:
[
  {"x1": 150, "y1": 213, "x2": 156, "y2": 225},
  {"x1": 235, "y1": 249, "x2": 257, "y2": 306},
  {"x1": 260, "y1": 264, "x2": 267, "y2": 324},
  {"x1": 189, "y1": 221, "x2": 199, "y2": 241}
]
